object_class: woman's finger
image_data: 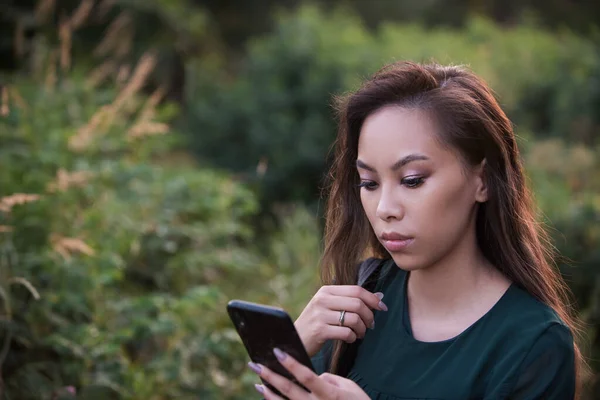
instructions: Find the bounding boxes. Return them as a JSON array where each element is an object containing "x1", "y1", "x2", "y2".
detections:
[
  {"x1": 256, "y1": 384, "x2": 285, "y2": 400},
  {"x1": 323, "y1": 311, "x2": 367, "y2": 338},
  {"x1": 248, "y1": 362, "x2": 311, "y2": 399},
  {"x1": 318, "y1": 295, "x2": 377, "y2": 330},
  {"x1": 321, "y1": 325, "x2": 358, "y2": 344},
  {"x1": 271, "y1": 348, "x2": 337, "y2": 399},
  {"x1": 320, "y1": 285, "x2": 386, "y2": 312}
]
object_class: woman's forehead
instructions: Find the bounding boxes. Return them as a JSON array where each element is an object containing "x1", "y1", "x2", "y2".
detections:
[{"x1": 357, "y1": 107, "x2": 450, "y2": 164}]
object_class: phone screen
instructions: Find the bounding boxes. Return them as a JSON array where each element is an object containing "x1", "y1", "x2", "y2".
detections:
[{"x1": 227, "y1": 300, "x2": 314, "y2": 397}]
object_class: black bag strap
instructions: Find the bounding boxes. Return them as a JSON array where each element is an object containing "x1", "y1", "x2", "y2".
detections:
[
  {"x1": 334, "y1": 257, "x2": 387, "y2": 377},
  {"x1": 357, "y1": 257, "x2": 385, "y2": 287}
]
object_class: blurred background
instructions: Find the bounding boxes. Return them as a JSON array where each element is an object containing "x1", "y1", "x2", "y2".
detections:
[{"x1": 0, "y1": 0, "x2": 599, "y2": 398}]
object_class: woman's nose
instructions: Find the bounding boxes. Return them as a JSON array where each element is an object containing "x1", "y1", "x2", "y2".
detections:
[{"x1": 375, "y1": 187, "x2": 404, "y2": 221}]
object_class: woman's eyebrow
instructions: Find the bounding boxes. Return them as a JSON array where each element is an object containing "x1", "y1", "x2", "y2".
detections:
[
  {"x1": 356, "y1": 153, "x2": 429, "y2": 172},
  {"x1": 356, "y1": 159, "x2": 375, "y2": 172}
]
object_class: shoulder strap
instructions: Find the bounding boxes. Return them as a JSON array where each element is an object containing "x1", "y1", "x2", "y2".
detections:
[
  {"x1": 334, "y1": 257, "x2": 387, "y2": 377},
  {"x1": 357, "y1": 257, "x2": 384, "y2": 287}
]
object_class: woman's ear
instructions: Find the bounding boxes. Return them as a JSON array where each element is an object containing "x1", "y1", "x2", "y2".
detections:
[{"x1": 475, "y1": 159, "x2": 488, "y2": 203}]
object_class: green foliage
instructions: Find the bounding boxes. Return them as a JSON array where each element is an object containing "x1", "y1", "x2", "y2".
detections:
[
  {"x1": 378, "y1": 17, "x2": 600, "y2": 143},
  {"x1": 184, "y1": 5, "x2": 600, "y2": 209},
  {"x1": 3, "y1": 2, "x2": 600, "y2": 399},
  {"x1": 525, "y1": 140, "x2": 600, "y2": 331},
  {"x1": 0, "y1": 43, "x2": 289, "y2": 398},
  {"x1": 184, "y1": 6, "x2": 378, "y2": 207}
]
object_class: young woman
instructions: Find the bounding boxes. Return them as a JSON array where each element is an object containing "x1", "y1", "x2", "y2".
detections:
[{"x1": 247, "y1": 61, "x2": 583, "y2": 399}]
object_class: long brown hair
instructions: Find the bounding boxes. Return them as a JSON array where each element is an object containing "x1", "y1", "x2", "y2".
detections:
[{"x1": 320, "y1": 61, "x2": 585, "y2": 393}]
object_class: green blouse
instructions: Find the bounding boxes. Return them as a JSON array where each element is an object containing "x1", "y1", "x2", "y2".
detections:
[{"x1": 311, "y1": 260, "x2": 575, "y2": 399}]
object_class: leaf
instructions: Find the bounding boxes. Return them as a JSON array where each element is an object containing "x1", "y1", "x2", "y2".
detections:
[
  {"x1": 0, "y1": 285, "x2": 11, "y2": 317},
  {"x1": 8, "y1": 277, "x2": 41, "y2": 300}
]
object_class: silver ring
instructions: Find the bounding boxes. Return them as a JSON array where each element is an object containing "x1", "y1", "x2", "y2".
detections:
[{"x1": 338, "y1": 310, "x2": 346, "y2": 327}]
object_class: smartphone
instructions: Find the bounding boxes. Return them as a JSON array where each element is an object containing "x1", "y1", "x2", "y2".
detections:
[{"x1": 227, "y1": 299, "x2": 315, "y2": 398}]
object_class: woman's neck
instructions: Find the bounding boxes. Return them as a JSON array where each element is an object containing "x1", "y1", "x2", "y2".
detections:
[{"x1": 407, "y1": 228, "x2": 508, "y2": 319}]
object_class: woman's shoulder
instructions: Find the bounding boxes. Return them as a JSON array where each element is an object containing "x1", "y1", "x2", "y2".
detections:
[
  {"x1": 499, "y1": 283, "x2": 570, "y2": 331},
  {"x1": 481, "y1": 285, "x2": 576, "y2": 397},
  {"x1": 479, "y1": 282, "x2": 574, "y2": 367}
]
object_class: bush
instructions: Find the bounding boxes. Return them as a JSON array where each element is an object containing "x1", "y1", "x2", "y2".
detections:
[
  {"x1": 0, "y1": 42, "x2": 282, "y2": 398},
  {"x1": 183, "y1": 6, "x2": 378, "y2": 208},
  {"x1": 378, "y1": 17, "x2": 600, "y2": 144},
  {"x1": 184, "y1": 5, "x2": 600, "y2": 208}
]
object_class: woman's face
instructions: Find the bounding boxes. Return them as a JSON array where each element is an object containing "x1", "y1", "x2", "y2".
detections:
[{"x1": 357, "y1": 106, "x2": 487, "y2": 271}]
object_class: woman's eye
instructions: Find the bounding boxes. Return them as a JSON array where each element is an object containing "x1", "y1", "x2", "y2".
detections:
[
  {"x1": 358, "y1": 180, "x2": 378, "y2": 191},
  {"x1": 401, "y1": 176, "x2": 425, "y2": 188}
]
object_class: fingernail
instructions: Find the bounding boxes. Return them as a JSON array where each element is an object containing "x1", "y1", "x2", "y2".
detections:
[
  {"x1": 255, "y1": 384, "x2": 265, "y2": 394},
  {"x1": 248, "y1": 361, "x2": 262, "y2": 374},
  {"x1": 379, "y1": 301, "x2": 388, "y2": 311},
  {"x1": 375, "y1": 292, "x2": 384, "y2": 300},
  {"x1": 370, "y1": 321, "x2": 375, "y2": 329},
  {"x1": 273, "y1": 347, "x2": 287, "y2": 362}
]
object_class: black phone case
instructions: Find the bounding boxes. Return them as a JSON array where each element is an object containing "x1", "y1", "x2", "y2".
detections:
[{"x1": 227, "y1": 300, "x2": 314, "y2": 398}]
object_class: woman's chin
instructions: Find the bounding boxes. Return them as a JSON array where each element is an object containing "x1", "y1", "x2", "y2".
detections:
[{"x1": 389, "y1": 254, "x2": 429, "y2": 272}]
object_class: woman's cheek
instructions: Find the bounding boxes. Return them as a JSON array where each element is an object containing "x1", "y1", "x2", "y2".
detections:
[{"x1": 361, "y1": 191, "x2": 379, "y2": 220}]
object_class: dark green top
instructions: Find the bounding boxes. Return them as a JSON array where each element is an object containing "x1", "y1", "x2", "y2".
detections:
[{"x1": 312, "y1": 260, "x2": 576, "y2": 399}]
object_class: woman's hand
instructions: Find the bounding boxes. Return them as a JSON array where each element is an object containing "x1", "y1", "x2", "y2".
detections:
[
  {"x1": 295, "y1": 285, "x2": 387, "y2": 356},
  {"x1": 248, "y1": 348, "x2": 370, "y2": 400}
]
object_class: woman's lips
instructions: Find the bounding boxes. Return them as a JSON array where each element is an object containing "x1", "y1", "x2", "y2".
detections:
[{"x1": 381, "y1": 238, "x2": 414, "y2": 252}]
